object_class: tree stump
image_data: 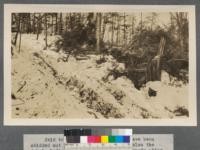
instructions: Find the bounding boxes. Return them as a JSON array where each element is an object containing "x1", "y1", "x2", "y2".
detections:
[{"x1": 146, "y1": 37, "x2": 166, "y2": 82}]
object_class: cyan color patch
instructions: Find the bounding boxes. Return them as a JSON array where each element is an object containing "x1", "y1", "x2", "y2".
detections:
[{"x1": 115, "y1": 136, "x2": 124, "y2": 143}]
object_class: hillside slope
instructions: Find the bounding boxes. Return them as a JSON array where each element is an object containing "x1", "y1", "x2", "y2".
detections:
[{"x1": 11, "y1": 34, "x2": 188, "y2": 119}]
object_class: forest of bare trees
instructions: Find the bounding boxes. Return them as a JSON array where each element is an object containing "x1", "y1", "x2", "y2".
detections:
[{"x1": 11, "y1": 12, "x2": 188, "y2": 89}]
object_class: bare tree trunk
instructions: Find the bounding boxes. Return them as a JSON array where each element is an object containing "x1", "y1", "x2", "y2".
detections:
[
  {"x1": 116, "y1": 15, "x2": 120, "y2": 46},
  {"x1": 13, "y1": 14, "x2": 21, "y2": 45},
  {"x1": 64, "y1": 14, "x2": 68, "y2": 32},
  {"x1": 101, "y1": 14, "x2": 106, "y2": 42},
  {"x1": 176, "y1": 13, "x2": 184, "y2": 53},
  {"x1": 123, "y1": 13, "x2": 126, "y2": 47},
  {"x1": 55, "y1": 13, "x2": 58, "y2": 34},
  {"x1": 18, "y1": 15, "x2": 22, "y2": 53},
  {"x1": 36, "y1": 14, "x2": 41, "y2": 40},
  {"x1": 51, "y1": 14, "x2": 54, "y2": 35},
  {"x1": 139, "y1": 12, "x2": 143, "y2": 47},
  {"x1": 11, "y1": 14, "x2": 14, "y2": 26},
  {"x1": 99, "y1": 13, "x2": 102, "y2": 36},
  {"x1": 111, "y1": 13, "x2": 114, "y2": 46},
  {"x1": 69, "y1": 13, "x2": 72, "y2": 30},
  {"x1": 131, "y1": 17, "x2": 135, "y2": 41},
  {"x1": 96, "y1": 13, "x2": 101, "y2": 52},
  {"x1": 140, "y1": 12, "x2": 143, "y2": 31},
  {"x1": 13, "y1": 19, "x2": 20, "y2": 45},
  {"x1": 27, "y1": 13, "x2": 31, "y2": 33},
  {"x1": 33, "y1": 13, "x2": 36, "y2": 34},
  {"x1": 44, "y1": 14, "x2": 48, "y2": 49},
  {"x1": 59, "y1": 13, "x2": 63, "y2": 34},
  {"x1": 151, "y1": 14, "x2": 153, "y2": 31}
]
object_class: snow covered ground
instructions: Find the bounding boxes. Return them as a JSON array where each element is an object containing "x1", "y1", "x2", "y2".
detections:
[{"x1": 11, "y1": 34, "x2": 189, "y2": 119}]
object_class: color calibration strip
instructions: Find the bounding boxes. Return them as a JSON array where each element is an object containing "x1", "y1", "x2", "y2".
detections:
[
  {"x1": 64, "y1": 129, "x2": 132, "y2": 150},
  {"x1": 66, "y1": 135, "x2": 130, "y2": 143}
]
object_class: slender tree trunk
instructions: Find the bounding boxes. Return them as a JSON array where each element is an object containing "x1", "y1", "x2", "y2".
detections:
[
  {"x1": 111, "y1": 13, "x2": 114, "y2": 46},
  {"x1": 28, "y1": 14, "x2": 31, "y2": 33},
  {"x1": 139, "y1": 13, "x2": 143, "y2": 46},
  {"x1": 33, "y1": 13, "x2": 36, "y2": 34},
  {"x1": 51, "y1": 14, "x2": 54, "y2": 35},
  {"x1": 65, "y1": 14, "x2": 69, "y2": 31},
  {"x1": 116, "y1": 15, "x2": 120, "y2": 46},
  {"x1": 69, "y1": 13, "x2": 72, "y2": 30},
  {"x1": 131, "y1": 17, "x2": 135, "y2": 41},
  {"x1": 14, "y1": 14, "x2": 21, "y2": 45},
  {"x1": 45, "y1": 14, "x2": 48, "y2": 49},
  {"x1": 59, "y1": 13, "x2": 63, "y2": 34},
  {"x1": 22, "y1": 18, "x2": 25, "y2": 33},
  {"x1": 11, "y1": 14, "x2": 14, "y2": 26},
  {"x1": 36, "y1": 14, "x2": 41, "y2": 40},
  {"x1": 99, "y1": 13, "x2": 102, "y2": 35},
  {"x1": 140, "y1": 13, "x2": 143, "y2": 31},
  {"x1": 151, "y1": 15, "x2": 153, "y2": 31},
  {"x1": 96, "y1": 13, "x2": 101, "y2": 52},
  {"x1": 18, "y1": 15, "x2": 22, "y2": 53},
  {"x1": 55, "y1": 13, "x2": 58, "y2": 34},
  {"x1": 101, "y1": 14, "x2": 106, "y2": 42},
  {"x1": 123, "y1": 13, "x2": 126, "y2": 47}
]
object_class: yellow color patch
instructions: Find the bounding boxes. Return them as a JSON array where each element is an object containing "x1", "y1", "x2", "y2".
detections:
[{"x1": 101, "y1": 136, "x2": 108, "y2": 143}]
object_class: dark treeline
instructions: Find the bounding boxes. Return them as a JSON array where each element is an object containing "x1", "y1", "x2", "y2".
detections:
[{"x1": 11, "y1": 12, "x2": 189, "y2": 88}]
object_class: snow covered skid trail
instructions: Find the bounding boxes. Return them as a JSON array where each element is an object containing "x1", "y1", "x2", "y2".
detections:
[{"x1": 11, "y1": 34, "x2": 188, "y2": 119}]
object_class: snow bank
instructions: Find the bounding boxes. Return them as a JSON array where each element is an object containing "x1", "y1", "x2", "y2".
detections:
[{"x1": 11, "y1": 34, "x2": 189, "y2": 119}]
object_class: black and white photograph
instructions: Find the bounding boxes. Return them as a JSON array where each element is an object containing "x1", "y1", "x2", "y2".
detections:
[{"x1": 4, "y1": 5, "x2": 196, "y2": 125}]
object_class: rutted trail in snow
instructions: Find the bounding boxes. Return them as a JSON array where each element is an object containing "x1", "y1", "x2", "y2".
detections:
[{"x1": 11, "y1": 34, "x2": 188, "y2": 119}]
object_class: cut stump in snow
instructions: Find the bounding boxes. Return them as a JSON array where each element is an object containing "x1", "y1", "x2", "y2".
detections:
[{"x1": 146, "y1": 37, "x2": 166, "y2": 82}]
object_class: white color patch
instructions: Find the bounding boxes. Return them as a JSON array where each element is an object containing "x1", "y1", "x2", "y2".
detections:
[
  {"x1": 132, "y1": 134, "x2": 173, "y2": 150},
  {"x1": 124, "y1": 129, "x2": 133, "y2": 135},
  {"x1": 24, "y1": 134, "x2": 64, "y2": 150},
  {"x1": 80, "y1": 136, "x2": 88, "y2": 144}
]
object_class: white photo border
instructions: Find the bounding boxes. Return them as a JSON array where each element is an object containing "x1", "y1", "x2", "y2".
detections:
[{"x1": 4, "y1": 4, "x2": 197, "y2": 126}]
